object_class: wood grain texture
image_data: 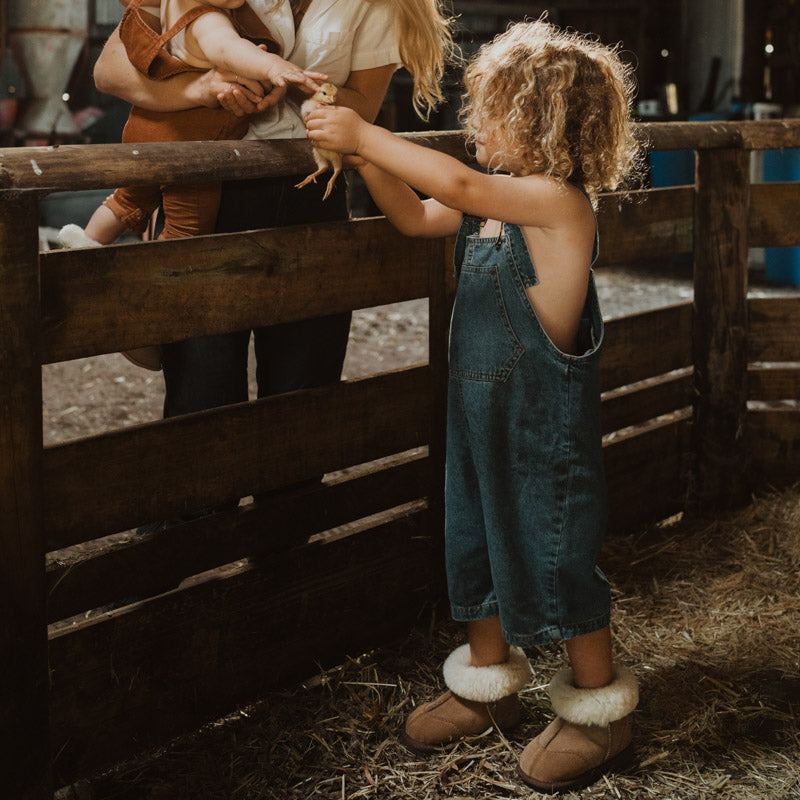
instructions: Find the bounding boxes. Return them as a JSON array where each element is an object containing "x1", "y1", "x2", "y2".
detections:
[
  {"x1": 0, "y1": 192, "x2": 52, "y2": 799},
  {"x1": 748, "y1": 296, "x2": 800, "y2": 363},
  {"x1": 43, "y1": 367, "x2": 432, "y2": 549},
  {"x1": 40, "y1": 217, "x2": 438, "y2": 362},
  {"x1": 690, "y1": 148, "x2": 751, "y2": 509}
]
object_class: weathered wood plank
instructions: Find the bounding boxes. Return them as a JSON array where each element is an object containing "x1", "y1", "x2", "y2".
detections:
[
  {"x1": 46, "y1": 451, "x2": 429, "y2": 622},
  {"x1": 0, "y1": 192, "x2": 51, "y2": 799},
  {"x1": 600, "y1": 303, "x2": 693, "y2": 392},
  {"x1": 595, "y1": 187, "x2": 693, "y2": 265},
  {"x1": 0, "y1": 131, "x2": 472, "y2": 191},
  {"x1": 747, "y1": 365, "x2": 800, "y2": 401},
  {"x1": 635, "y1": 119, "x2": 800, "y2": 151},
  {"x1": 48, "y1": 507, "x2": 435, "y2": 784},
  {"x1": 749, "y1": 182, "x2": 800, "y2": 248},
  {"x1": 745, "y1": 409, "x2": 800, "y2": 486},
  {"x1": 604, "y1": 417, "x2": 691, "y2": 534},
  {"x1": 40, "y1": 218, "x2": 436, "y2": 363},
  {"x1": 748, "y1": 296, "x2": 800, "y2": 363},
  {"x1": 43, "y1": 366, "x2": 431, "y2": 549},
  {"x1": 426, "y1": 238, "x2": 453, "y2": 596},
  {"x1": 2, "y1": 121, "x2": 798, "y2": 194},
  {"x1": 690, "y1": 148, "x2": 750, "y2": 509},
  {"x1": 737, "y1": 119, "x2": 800, "y2": 150},
  {"x1": 601, "y1": 370, "x2": 693, "y2": 435}
]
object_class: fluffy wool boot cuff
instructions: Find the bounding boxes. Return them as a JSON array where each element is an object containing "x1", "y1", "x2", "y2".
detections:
[
  {"x1": 442, "y1": 644, "x2": 532, "y2": 703},
  {"x1": 548, "y1": 663, "x2": 639, "y2": 727}
]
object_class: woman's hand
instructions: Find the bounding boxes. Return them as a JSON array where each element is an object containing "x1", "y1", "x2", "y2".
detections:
[
  {"x1": 305, "y1": 105, "x2": 369, "y2": 155},
  {"x1": 190, "y1": 67, "x2": 266, "y2": 112}
]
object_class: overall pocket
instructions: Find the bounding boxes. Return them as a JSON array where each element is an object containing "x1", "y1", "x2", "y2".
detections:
[{"x1": 449, "y1": 265, "x2": 524, "y2": 382}]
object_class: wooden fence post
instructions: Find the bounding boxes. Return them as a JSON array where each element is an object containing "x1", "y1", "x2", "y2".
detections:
[
  {"x1": 690, "y1": 147, "x2": 751, "y2": 510},
  {"x1": 0, "y1": 191, "x2": 51, "y2": 798}
]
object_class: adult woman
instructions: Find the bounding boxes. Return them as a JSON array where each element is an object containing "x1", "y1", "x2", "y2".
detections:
[{"x1": 93, "y1": 0, "x2": 453, "y2": 518}]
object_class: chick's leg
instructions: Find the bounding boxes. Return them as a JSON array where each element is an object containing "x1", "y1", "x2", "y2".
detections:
[
  {"x1": 295, "y1": 168, "x2": 326, "y2": 189},
  {"x1": 296, "y1": 149, "x2": 331, "y2": 190},
  {"x1": 322, "y1": 157, "x2": 342, "y2": 201}
]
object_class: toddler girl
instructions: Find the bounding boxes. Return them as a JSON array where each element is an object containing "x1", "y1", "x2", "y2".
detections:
[{"x1": 306, "y1": 18, "x2": 642, "y2": 793}]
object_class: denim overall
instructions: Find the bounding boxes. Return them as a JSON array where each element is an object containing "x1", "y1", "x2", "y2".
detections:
[{"x1": 445, "y1": 209, "x2": 610, "y2": 647}]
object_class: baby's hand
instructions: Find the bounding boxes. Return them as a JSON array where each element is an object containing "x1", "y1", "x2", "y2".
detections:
[
  {"x1": 264, "y1": 54, "x2": 325, "y2": 92},
  {"x1": 305, "y1": 106, "x2": 367, "y2": 155}
]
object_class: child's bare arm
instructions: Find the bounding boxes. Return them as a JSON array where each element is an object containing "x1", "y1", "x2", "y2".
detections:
[
  {"x1": 356, "y1": 161, "x2": 462, "y2": 237},
  {"x1": 190, "y1": 13, "x2": 324, "y2": 91},
  {"x1": 307, "y1": 106, "x2": 571, "y2": 231}
]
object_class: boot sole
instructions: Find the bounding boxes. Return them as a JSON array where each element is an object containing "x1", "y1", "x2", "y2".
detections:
[
  {"x1": 400, "y1": 716, "x2": 521, "y2": 756},
  {"x1": 516, "y1": 743, "x2": 636, "y2": 794}
]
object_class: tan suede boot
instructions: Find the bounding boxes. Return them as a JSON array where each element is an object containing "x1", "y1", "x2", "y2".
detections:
[
  {"x1": 401, "y1": 643, "x2": 532, "y2": 753},
  {"x1": 517, "y1": 663, "x2": 638, "y2": 793}
]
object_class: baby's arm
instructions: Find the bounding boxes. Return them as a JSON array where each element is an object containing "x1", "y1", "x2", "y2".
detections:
[
  {"x1": 190, "y1": 12, "x2": 324, "y2": 92},
  {"x1": 94, "y1": 23, "x2": 267, "y2": 112}
]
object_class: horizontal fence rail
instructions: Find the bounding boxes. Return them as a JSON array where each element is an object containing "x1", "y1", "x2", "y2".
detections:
[{"x1": 1, "y1": 119, "x2": 800, "y2": 797}]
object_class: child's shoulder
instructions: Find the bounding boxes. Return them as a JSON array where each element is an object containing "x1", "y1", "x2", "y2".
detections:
[{"x1": 506, "y1": 173, "x2": 593, "y2": 222}]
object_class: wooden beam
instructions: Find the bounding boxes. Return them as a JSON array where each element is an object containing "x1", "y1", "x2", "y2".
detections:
[
  {"x1": 40, "y1": 218, "x2": 436, "y2": 363},
  {"x1": 690, "y1": 148, "x2": 751, "y2": 509},
  {"x1": 600, "y1": 303, "x2": 693, "y2": 392},
  {"x1": 46, "y1": 451, "x2": 430, "y2": 622},
  {"x1": 1, "y1": 121, "x2": 798, "y2": 192},
  {"x1": 595, "y1": 187, "x2": 693, "y2": 266},
  {"x1": 43, "y1": 366, "x2": 431, "y2": 549},
  {"x1": 745, "y1": 409, "x2": 800, "y2": 486},
  {"x1": 748, "y1": 296, "x2": 800, "y2": 363},
  {"x1": 0, "y1": 192, "x2": 51, "y2": 798},
  {"x1": 747, "y1": 366, "x2": 800, "y2": 402},
  {"x1": 0, "y1": 132, "x2": 472, "y2": 192},
  {"x1": 749, "y1": 183, "x2": 800, "y2": 248},
  {"x1": 48, "y1": 507, "x2": 434, "y2": 784},
  {"x1": 604, "y1": 417, "x2": 691, "y2": 534},
  {"x1": 602, "y1": 369, "x2": 693, "y2": 435}
]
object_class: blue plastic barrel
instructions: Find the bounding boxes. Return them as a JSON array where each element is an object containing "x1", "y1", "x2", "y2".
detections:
[{"x1": 763, "y1": 148, "x2": 800, "y2": 286}]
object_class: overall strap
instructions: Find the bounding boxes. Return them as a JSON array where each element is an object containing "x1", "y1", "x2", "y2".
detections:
[
  {"x1": 121, "y1": 0, "x2": 218, "y2": 79},
  {"x1": 568, "y1": 180, "x2": 599, "y2": 265},
  {"x1": 453, "y1": 214, "x2": 482, "y2": 278}
]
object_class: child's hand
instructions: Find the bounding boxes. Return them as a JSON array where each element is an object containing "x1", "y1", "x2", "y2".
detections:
[
  {"x1": 263, "y1": 54, "x2": 326, "y2": 93},
  {"x1": 305, "y1": 106, "x2": 367, "y2": 155}
]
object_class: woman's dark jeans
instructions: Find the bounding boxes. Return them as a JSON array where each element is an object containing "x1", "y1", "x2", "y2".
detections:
[{"x1": 161, "y1": 174, "x2": 351, "y2": 417}]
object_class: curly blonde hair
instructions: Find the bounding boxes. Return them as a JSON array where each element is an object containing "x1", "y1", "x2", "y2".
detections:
[
  {"x1": 367, "y1": 0, "x2": 458, "y2": 119},
  {"x1": 460, "y1": 18, "x2": 641, "y2": 202}
]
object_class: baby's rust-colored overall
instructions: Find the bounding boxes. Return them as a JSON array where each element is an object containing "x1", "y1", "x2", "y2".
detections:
[{"x1": 106, "y1": 0, "x2": 276, "y2": 238}]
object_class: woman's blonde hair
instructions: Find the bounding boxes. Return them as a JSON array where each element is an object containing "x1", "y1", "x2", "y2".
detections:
[
  {"x1": 368, "y1": 0, "x2": 457, "y2": 119},
  {"x1": 461, "y1": 18, "x2": 641, "y2": 202}
]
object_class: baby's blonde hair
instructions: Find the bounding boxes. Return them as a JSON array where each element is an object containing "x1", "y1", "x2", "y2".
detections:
[
  {"x1": 461, "y1": 19, "x2": 641, "y2": 202},
  {"x1": 367, "y1": 0, "x2": 457, "y2": 120}
]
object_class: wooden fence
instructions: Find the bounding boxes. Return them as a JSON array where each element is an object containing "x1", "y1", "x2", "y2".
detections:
[{"x1": 1, "y1": 119, "x2": 799, "y2": 798}]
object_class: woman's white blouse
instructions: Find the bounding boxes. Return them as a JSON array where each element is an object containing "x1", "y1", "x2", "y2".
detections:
[{"x1": 245, "y1": 0, "x2": 401, "y2": 141}]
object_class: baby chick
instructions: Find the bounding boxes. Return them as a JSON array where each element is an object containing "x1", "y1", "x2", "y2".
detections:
[{"x1": 295, "y1": 82, "x2": 342, "y2": 201}]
